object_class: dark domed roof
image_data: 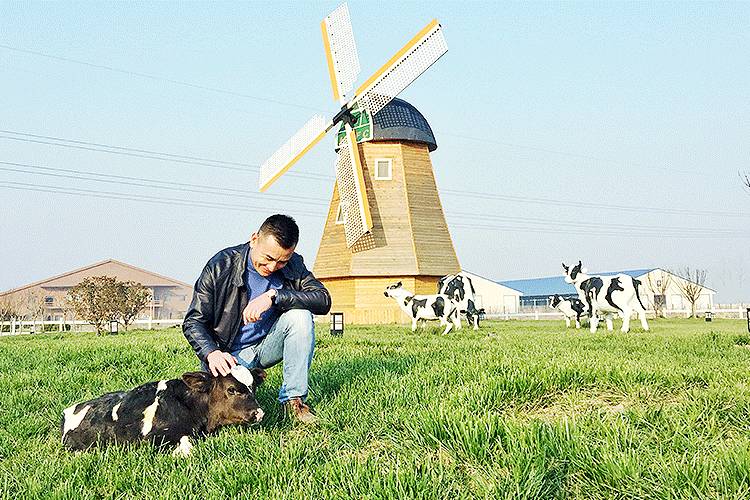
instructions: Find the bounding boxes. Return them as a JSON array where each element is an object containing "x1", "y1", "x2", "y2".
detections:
[{"x1": 371, "y1": 98, "x2": 437, "y2": 151}]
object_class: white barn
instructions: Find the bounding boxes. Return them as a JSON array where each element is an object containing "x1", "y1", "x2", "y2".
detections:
[{"x1": 460, "y1": 271, "x2": 522, "y2": 314}]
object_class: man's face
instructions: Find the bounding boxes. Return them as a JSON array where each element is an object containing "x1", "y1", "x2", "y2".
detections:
[{"x1": 249, "y1": 232, "x2": 294, "y2": 277}]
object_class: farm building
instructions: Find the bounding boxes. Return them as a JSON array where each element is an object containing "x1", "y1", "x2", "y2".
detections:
[
  {"x1": 459, "y1": 271, "x2": 522, "y2": 314},
  {"x1": 500, "y1": 268, "x2": 716, "y2": 314},
  {"x1": 0, "y1": 259, "x2": 192, "y2": 321}
]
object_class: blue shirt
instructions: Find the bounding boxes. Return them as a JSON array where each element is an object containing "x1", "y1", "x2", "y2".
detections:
[{"x1": 232, "y1": 259, "x2": 283, "y2": 350}]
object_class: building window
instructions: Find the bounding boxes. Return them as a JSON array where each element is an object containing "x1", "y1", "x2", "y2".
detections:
[
  {"x1": 335, "y1": 203, "x2": 346, "y2": 225},
  {"x1": 44, "y1": 296, "x2": 54, "y2": 305},
  {"x1": 374, "y1": 159, "x2": 392, "y2": 180},
  {"x1": 654, "y1": 295, "x2": 666, "y2": 307}
]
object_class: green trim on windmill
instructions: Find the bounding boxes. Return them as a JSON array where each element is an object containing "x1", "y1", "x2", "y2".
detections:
[{"x1": 336, "y1": 104, "x2": 372, "y2": 147}]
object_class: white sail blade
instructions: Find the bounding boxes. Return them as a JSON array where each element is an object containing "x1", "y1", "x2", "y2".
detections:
[
  {"x1": 336, "y1": 126, "x2": 372, "y2": 247},
  {"x1": 351, "y1": 19, "x2": 447, "y2": 118},
  {"x1": 321, "y1": 3, "x2": 360, "y2": 103},
  {"x1": 259, "y1": 115, "x2": 331, "y2": 192}
]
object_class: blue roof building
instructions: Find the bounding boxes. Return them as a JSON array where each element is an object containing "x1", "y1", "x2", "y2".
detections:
[{"x1": 499, "y1": 269, "x2": 657, "y2": 307}]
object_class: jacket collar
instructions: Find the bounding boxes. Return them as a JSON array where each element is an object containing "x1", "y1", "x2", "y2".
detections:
[
  {"x1": 232, "y1": 243, "x2": 251, "y2": 287},
  {"x1": 232, "y1": 242, "x2": 296, "y2": 287}
]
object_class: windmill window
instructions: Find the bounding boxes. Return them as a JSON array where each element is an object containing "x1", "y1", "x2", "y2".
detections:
[
  {"x1": 374, "y1": 159, "x2": 392, "y2": 180},
  {"x1": 335, "y1": 203, "x2": 346, "y2": 224}
]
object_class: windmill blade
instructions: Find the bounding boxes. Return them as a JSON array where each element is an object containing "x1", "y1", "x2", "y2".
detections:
[
  {"x1": 351, "y1": 19, "x2": 447, "y2": 118},
  {"x1": 336, "y1": 126, "x2": 372, "y2": 247},
  {"x1": 259, "y1": 115, "x2": 332, "y2": 192},
  {"x1": 321, "y1": 3, "x2": 360, "y2": 103}
]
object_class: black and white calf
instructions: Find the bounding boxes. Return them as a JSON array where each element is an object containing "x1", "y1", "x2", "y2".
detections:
[
  {"x1": 61, "y1": 365, "x2": 266, "y2": 456},
  {"x1": 563, "y1": 261, "x2": 649, "y2": 333},
  {"x1": 384, "y1": 282, "x2": 461, "y2": 334},
  {"x1": 549, "y1": 294, "x2": 588, "y2": 329},
  {"x1": 437, "y1": 273, "x2": 485, "y2": 330}
]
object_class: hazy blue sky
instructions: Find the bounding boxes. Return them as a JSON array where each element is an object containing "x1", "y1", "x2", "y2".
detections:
[{"x1": 1, "y1": 1, "x2": 748, "y2": 302}]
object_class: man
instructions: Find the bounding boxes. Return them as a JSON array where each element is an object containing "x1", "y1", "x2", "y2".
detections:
[{"x1": 183, "y1": 214, "x2": 331, "y2": 424}]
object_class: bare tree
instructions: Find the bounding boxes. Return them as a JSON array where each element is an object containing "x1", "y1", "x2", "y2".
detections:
[
  {"x1": 672, "y1": 267, "x2": 708, "y2": 319},
  {"x1": 117, "y1": 282, "x2": 151, "y2": 331},
  {"x1": 17, "y1": 290, "x2": 46, "y2": 332},
  {"x1": 0, "y1": 296, "x2": 20, "y2": 330},
  {"x1": 742, "y1": 171, "x2": 750, "y2": 190},
  {"x1": 646, "y1": 270, "x2": 671, "y2": 318}
]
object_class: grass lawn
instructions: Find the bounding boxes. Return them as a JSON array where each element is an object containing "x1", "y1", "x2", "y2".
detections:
[{"x1": 2, "y1": 318, "x2": 750, "y2": 498}]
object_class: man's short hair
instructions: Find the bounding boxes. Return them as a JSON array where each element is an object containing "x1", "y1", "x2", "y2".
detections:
[{"x1": 259, "y1": 214, "x2": 299, "y2": 249}]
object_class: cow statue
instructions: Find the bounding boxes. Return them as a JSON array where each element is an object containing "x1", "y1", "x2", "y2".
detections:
[
  {"x1": 437, "y1": 272, "x2": 485, "y2": 330},
  {"x1": 61, "y1": 365, "x2": 266, "y2": 456},
  {"x1": 562, "y1": 261, "x2": 650, "y2": 333},
  {"x1": 384, "y1": 282, "x2": 461, "y2": 335},
  {"x1": 548, "y1": 294, "x2": 588, "y2": 329}
]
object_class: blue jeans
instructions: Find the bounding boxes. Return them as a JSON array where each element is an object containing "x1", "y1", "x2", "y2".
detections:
[{"x1": 209, "y1": 309, "x2": 315, "y2": 403}]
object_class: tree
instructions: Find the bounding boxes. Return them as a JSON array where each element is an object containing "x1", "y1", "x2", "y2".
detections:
[
  {"x1": 67, "y1": 276, "x2": 121, "y2": 335},
  {"x1": 18, "y1": 290, "x2": 46, "y2": 332},
  {"x1": 672, "y1": 267, "x2": 707, "y2": 319},
  {"x1": 645, "y1": 270, "x2": 671, "y2": 318},
  {"x1": 117, "y1": 282, "x2": 151, "y2": 331},
  {"x1": 0, "y1": 296, "x2": 20, "y2": 324},
  {"x1": 742, "y1": 171, "x2": 750, "y2": 190}
]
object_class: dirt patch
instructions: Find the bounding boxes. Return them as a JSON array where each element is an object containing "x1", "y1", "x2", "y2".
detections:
[{"x1": 518, "y1": 389, "x2": 682, "y2": 423}]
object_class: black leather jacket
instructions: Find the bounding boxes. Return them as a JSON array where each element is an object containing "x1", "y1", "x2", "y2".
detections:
[{"x1": 183, "y1": 242, "x2": 331, "y2": 362}]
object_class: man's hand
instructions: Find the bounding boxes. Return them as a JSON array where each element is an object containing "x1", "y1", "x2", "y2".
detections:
[
  {"x1": 242, "y1": 290, "x2": 276, "y2": 325},
  {"x1": 206, "y1": 350, "x2": 237, "y2": 377}
]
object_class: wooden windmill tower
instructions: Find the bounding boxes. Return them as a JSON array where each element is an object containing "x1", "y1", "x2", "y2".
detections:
[{"x1": 259, "y1": 3, "x2": 460, "y2": 324}]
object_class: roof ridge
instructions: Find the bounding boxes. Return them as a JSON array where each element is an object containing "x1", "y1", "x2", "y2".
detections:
[{"x1": 0, "y1": 259, "x2": 191, "y2": 296}]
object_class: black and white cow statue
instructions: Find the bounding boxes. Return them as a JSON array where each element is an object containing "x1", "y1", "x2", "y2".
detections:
[
  {"x1": 61, "y1": 365, "x2": 266, "y2": 456},
  {"x1": 437, "y1": 272, "x2": 485, "y2": 330},
  {"x1": 384, "y1": 282, "x2": 461, "y2": 335},
  {"x1": 548, "y1": 294, "x2": 588, "y2": 329},
  {"x1": 562, "y1": 261, "x2": 650, "y2": 333}
]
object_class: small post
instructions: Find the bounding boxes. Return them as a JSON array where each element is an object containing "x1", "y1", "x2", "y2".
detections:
[
  {"x1": 330, "y1": 312, "x2": 344, "y2": 336},
  {"x1": 110, "y1": 319, "x2": 119, "y2": 335},
  {"x1": 746, "y1": 308, "x2": 750, "y2": 333},
  {"x1": 705, "y1": 311, "x2": 713, "y2": 322}
]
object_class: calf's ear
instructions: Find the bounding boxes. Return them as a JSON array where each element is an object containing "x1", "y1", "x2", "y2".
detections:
[
  {"x1": 250, "y1": 368, "x2": 267, "y2": 385},
  {"x1": 182, "y1": 371, "x2": 213, "y2": 393},
  {"x1": 562, "y1": 263, "x2": 569, "y2": 271}
]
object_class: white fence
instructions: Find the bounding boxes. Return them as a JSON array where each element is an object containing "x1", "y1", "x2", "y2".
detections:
[
  {"x1": 486, "y1": 307, "x2": 750, "y2": 321},
  {"x1": 0, "y1": 318, "x2": 183, "y2": 336}
]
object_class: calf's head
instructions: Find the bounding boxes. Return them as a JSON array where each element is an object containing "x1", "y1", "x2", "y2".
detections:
[
  {"x1": 384, "y1": 281, "x2": 404, "y2": 298},
  {"x1": 562, "y1": 261, "x2": 586, "y2": 284},
  {"x1": 549, "y1": 295, "x2": 562, "y2": 307},
  {"x1": 182, "y1": 365, "x2": 267, "y2": 432}
]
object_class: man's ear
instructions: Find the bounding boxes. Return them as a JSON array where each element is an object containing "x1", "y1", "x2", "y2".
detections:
[
  {"x1": 182, "y1": 371, "x2": 213, "y2": 393},
  {"x1": 250, "y1": 368, "x2": 267, "y2": 386}
]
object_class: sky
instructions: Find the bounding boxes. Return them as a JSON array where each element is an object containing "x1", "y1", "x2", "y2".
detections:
[{"x1": 1, "y1": 1, "x2": 749, "y2": 302}]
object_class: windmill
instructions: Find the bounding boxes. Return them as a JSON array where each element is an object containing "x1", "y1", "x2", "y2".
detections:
[{"x1": 259, "y1": 2, "x2": 448, "y2": 252}]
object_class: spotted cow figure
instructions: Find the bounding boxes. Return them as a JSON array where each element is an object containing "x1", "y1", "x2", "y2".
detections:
[
  {"x1": 549, "y1": 294, "x2": 588, "y2": 329},
  {"x1": 437, "y1": 273, "x2": 485, "y2": 330},
  {"x1": 61, "y1": 365, "x2": 266, "y2": 456},
  {"x1": 384, "y1": 282, "x2": 461, "y2": 335},
  {"x1": 563, "y1": 261, "x2": 649, "y2": 333}
]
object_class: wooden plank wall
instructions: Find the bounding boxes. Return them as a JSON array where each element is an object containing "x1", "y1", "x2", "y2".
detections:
[
  {"x1": 314, "y1": 140, "x2": 460, "y2": 279},
  {"x1": 321, "y1": 275, "x2": 444, "y2": 324}
]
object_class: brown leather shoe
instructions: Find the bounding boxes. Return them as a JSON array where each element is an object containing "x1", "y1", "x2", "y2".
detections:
[{"x1": 283, "y1": 397, "x2": 318, "y2": 425}]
